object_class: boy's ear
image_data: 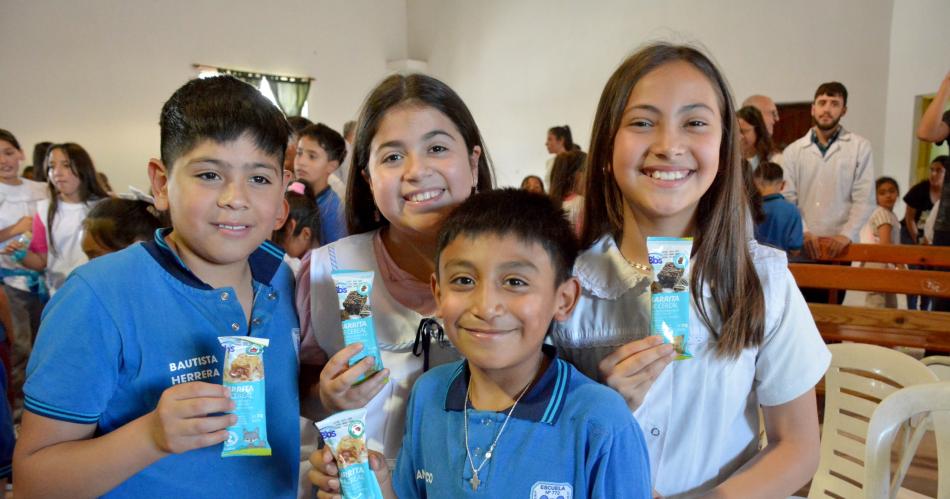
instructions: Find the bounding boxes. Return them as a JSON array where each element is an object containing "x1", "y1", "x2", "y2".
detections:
[
  {"x1": 298, "y1": 226, "x2": 313, "y2": 244},
  {"x1": 779, "y1": 180, "x2": 786, "y2": 191},
  {"x1": 275, "y1": 197, "x2": 290, "y2": 231},
  {"x1": 552, "y1": 277, "x2": 581, "y2": 322},
  {"x1": 282, "y1": 168, "x2": 293, "y2": 189},
  {"x1": 430, "y1": 272, "x2": 443, "y2": 318},
  {"x1": 327, "y1": 159, "x2": 341, "y2": 174},
  {"x1": 148, "y1": 158, "x2": 170, "y2": 212}
]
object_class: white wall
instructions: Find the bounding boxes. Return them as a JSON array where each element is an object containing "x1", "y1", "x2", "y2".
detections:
[
  {"x1": 883, "y1": 0, "x2": 950, "y2": 193},
  {"x1": 4, "y1": 0, "x2": 929, "y2": 195},
  {"x1": 407, "y1": 0, "x2": 894, "y2": 187},
  {"x1": 0, "y1": 0, "x2": 408, "y2": 192}
]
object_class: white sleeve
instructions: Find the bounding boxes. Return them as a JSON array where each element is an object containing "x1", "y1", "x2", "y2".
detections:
[
  {"x1": 841, "y1": 139, "x2": 875, "y2": 242},
  {"x1": 754, "y1": 265, "x2": 831, "y2": 407}
]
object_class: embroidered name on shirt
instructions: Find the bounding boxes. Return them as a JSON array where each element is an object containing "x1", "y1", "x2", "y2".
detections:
[
  {"x1": 168, "y1": 354, "x2": 221, "y2": 385},
  {"x1": 415, "y1": 468, "x2": 433, "y2": 484},
  {"x1": 531, "y1": 481, "x2": 572, "y2": 499}
]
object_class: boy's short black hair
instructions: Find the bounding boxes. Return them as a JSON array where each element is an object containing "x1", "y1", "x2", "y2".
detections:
[
  {"x1": 159, "y1": 75, "x2": 291, "y2": 169},
  {"x1": 287, "y1": 116, "x2": 314, "y2": 135},
  {"x1": 934, "y1": 155, "x2": 949, "y2": 168},
  {"x1": 297, "y1": 123, "x2": 347, "y2": 164},
  {"x1": 436, "y1": 188, "x2": 578, "y2": 285},
  {"x1": 753, "y1": 162, "x2": 784, "y2": 184},
  {"x1": 814, "y1": 81, "x2": 848, "y2": 106}
]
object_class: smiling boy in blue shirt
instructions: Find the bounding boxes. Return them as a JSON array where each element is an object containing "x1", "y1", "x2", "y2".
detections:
[
  {"x1": 310, "y1": 188, "x2": 650, "y2": 498},
  {"x1": 14, "y1": 76, "x2": 301, "y2": 498}
]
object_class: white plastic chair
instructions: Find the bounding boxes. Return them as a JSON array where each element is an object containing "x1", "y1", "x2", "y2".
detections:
[
  {"x1": 809, "y1": 343, "x2": 939, "y2": 499},
  {"x1": 922, "y1": 356, "x2": 950, "y2": 381},
  {"x1": 865, "y1": 381, "x2": 950, "y2": 499}
]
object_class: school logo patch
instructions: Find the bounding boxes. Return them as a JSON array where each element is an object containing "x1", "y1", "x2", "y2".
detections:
[{"x1": 530, "y1": 481, "x2": 572, "y2": 499}]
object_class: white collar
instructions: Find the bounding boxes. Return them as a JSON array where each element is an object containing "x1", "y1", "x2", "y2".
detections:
[{"x1": 574, "y1": 235, "x2": 651, "y2": 300}]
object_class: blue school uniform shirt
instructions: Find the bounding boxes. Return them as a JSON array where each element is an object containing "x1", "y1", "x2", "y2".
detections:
[
  {"x1": 24, "y1": 229, "x2": 300, "y2": 498},
  {"x1": 315, "y1": 187, "x2": 346, "y2": 245},
  {"x1": 393, "y1": 345, "x2": 651, "y2": 499},
  {"x1": 755, "y1": 193, "x2": 804, "y2": 252}
]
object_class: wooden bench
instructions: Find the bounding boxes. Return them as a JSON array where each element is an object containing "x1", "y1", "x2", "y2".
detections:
[{"x1": 787, "y1": 243, "x2": 950, "y2": 353}]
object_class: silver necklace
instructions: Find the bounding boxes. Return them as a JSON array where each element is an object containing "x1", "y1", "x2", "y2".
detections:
[{"x1": 463, "y1": 378, "x2": 533, "y2": 491}]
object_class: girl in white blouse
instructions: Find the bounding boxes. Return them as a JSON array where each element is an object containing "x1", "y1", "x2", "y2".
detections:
[{"x1": 552, "y1": 43, "x2": 830, "y2": 498}]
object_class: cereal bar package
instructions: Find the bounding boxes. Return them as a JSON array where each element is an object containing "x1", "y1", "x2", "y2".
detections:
[
  {"x1": 330, "y1": 270, "x2": 383, "y2": 383},
  {"x1": 647, "y1": 237, "x2": 693, "y2": 360},
  {"x1": 219, "y1": 336, "x2": 272, "y2": 457},
  {"x1": 315, "y1": 408, "x2": 384, "y2": 499}
]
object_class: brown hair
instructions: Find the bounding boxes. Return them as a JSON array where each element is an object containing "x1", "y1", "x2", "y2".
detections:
[
  {"x1": 548, "y1": 150, "x2": 587, "y2": 204},
  {"x1": 580, "y1": 43, "x2": 764, "y2": 359},
  {"x1": 737, "y1": 106, "x2": 774, "y2": 164}
]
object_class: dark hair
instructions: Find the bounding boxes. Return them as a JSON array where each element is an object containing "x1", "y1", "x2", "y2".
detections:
[
  {"x1": 272, "y1": 191, "x2": 321, "y2": 248},
  {"x1": 753, "y1": 161, "x2": 785, "y2": 183},
  {"x1": 736, "y1": 106, "x2": 774, "y2": 164},
  {"x1": 875, "y1": 176, "x2": 899, "y2": 193},
  {"x1": 437, "y1": 188, "x2": 578, "y2": 285},
  {"x1": 45, "y1": 143, "x2": 110, "y2": 254},
  {"x1": 0, "y1": 129, "x2": 22, "y2": 151},
  {"x1": 581, "y1": 42, "x2": 764, "y2": 359},
  {"x1": 548, "y1": 150, "x2": 587, "y2": 204},
  {"x1": 933, "y1": 155, "x2": 949, "y2": 168},
  {"x1": 32, "y1": 141, "x2": 52, "y2": 182},
  {"x1": 298, "y1": 123, "x2": 347, "y2": 164},
  {"x1": 22, "y1": 166, "x2": 34, "y2": 179},
  {"x1": 287, "y1": 116, "x2": 314, "y2": 135},
  {"x1": 83, "y1": 198, "x2": 165, "y2": 254},
  {"x1": 159, "y1": 75, "x2": 291, "y2": 169},
  {"x1": 520, "y1": 174, "x2": 545, "y2": 192},
  {"x1": 814, "y1": 81, "x2": 848, "y2": 106},
  {"x1": 742, "y1": 160, "x2": 766, "y2": 224},
  {"x1": 346, "y1": 73, "x2": 495, "y2": 234},
  {"x1": 548, "y1": 125, "x2": 577, "y2": 151}
]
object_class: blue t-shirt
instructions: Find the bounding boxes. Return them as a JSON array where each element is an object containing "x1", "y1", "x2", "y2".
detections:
[
  {"x1": 756, "y1": 193, "x2": 804, "y2": 251},
  {"x1": 393, "y1": 345, "x2": 651, "y2": 498},
  {"x1": 315, "y1": 187, "x2": 346, "y2": 245},
  {"x1": 24, "y1": 229, "x2": 300, "y2": 498}
]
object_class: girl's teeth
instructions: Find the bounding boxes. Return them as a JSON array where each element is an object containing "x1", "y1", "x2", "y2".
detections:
[
  {"x1": 218, "y1": 224, "x2": 246, "y2": 230},
  {"x1": 409, "y1": 190, "x2": 440, "y2": 202},
  {"x1": 649, "y1": 170, "x2": 687, "y2": 181}
]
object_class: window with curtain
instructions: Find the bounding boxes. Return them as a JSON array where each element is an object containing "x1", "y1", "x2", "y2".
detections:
[{"x1": 195, "y1": 65, "x2": 312, "y2": 117}]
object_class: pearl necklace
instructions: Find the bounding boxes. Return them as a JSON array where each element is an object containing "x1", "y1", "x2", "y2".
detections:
[{"x1": 462, "y1": 378, "x2": 533, "y2": 491}]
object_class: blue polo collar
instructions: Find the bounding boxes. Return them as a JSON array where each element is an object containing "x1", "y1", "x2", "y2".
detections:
[
  {"x1": 444, "y1": 344, "x2": 570, "y2": 425},
  {"x1": 143, "y1": 228, "x2": 285, "y2": 290},
  {"x1": 762, "y1": 193, "x2": 785, "y2": 202}
]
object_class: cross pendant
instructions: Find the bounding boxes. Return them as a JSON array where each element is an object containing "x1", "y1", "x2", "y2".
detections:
[{"x1": 470, "y1": 474, "x2": 480, "y2": 491}]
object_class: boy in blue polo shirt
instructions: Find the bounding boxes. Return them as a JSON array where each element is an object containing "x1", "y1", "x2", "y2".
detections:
[
  {"x1": 310, "y1": 188, "x2": 650, "y2": 498},
  {"x1": 294, "y1": 123, "x2": 347, "y2": 245},
  {"x1": 754, "y1": 162, "x2": 804, "y2": 256},
  {"x1": 13, "y1": 76, "x2": 301, "y2": 498}
]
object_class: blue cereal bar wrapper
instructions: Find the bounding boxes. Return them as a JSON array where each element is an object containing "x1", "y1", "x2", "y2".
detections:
[
  {"x1": 330, "y1": 270, "x2": 383, "y2": 383},
  {"x1": 647, "y1": 237, "x2": 693, "y2": 360},
  {"x1": 219, "y1": 336, "x2": 271, "y2": 457},
  {"x1": 315, "y1": 408, "x2": 384, "y2": 499}
]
